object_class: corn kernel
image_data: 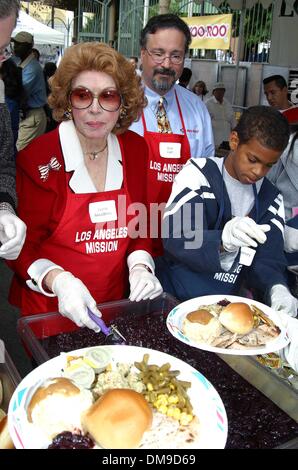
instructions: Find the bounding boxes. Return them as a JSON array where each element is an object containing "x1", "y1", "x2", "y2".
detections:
[
  {"x1": 147, "y1": 383, "x2": 153, "y2": 391},
  {"x1": 157, "y1": 404, "x2": 168, "y2": 414},
  {"x1": 168, "y1": 394, "x2": 179, "y2": 404},
  {"x1": 166, "y1": 407, "x2": 176, "y2": 418},
  {"x1": 179, "y1": 412, "x2": 193, "y2": 425},
  {"x1": 172, "y1": 408, "x2": 181, "y2": 420}
]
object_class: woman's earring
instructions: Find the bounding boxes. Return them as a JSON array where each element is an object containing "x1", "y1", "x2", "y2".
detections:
[
  {"x1": 119, "y1": 107, "x2": 127, "y2": 120},
  {"x1": 64, "y1": 107, "x2": 72, "y2": 119}
]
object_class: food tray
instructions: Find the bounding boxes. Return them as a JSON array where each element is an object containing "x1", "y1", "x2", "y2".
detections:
[
  {"x1": 218, "y1": 354, "x2": 298, "y2": 423},
  {"x1": 17, "y1": 293, "x2": 179, "y2": 365},
  {"x1": 0, "y1": 347, "x2": 21, "y2": 413}
]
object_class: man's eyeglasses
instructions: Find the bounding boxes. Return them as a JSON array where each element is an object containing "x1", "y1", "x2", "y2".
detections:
[
  {"x1": 145, "y1": 48, "x2": 184, "y2": 65},
  {"x1": 69, "y1": 87, "x2": 122, "y2": 112},
  {"x1": 0, "y1": 48, "x2": 12, "y2": 64}
]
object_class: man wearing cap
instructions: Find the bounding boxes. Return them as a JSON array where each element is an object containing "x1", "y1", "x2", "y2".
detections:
[
  {"x1": 0, "y1": 0, "x2": 26, "y2": 261},
  {"x1": 11, "y1": 31, "x2": 47, "y2": 151},
  {"x1": 206, "y1": 82, "x2": 236, "y2": 148}
]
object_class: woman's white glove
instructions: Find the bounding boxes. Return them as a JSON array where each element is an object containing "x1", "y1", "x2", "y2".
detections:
[
  {"x1": 51, "y1": 271, "x2": 102, "y2": 332},
  {"x1": 277, "y1": 313, "x2": 298, "y2": 372},
  {"x1": 270, "y1": 284, "x2": 298, "y2": 317},
  {"x1": 0, "y1": 210, "x2": 27, "y2": 260},
  {"x1": 222, "y1": 216, "x2": 270, "y2": 252},
  {"x1": 129, "y1": 266, "x2": 163, "y2": 302}
]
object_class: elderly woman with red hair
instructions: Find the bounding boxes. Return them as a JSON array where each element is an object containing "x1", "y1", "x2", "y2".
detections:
[{"x1": 8, "y1": 42, "x2": 162, "y2": 331}]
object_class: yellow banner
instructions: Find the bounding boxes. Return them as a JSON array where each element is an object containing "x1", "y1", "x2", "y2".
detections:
[{"x1": 183, "y1": 14, "x2": 233, "y2": 50}]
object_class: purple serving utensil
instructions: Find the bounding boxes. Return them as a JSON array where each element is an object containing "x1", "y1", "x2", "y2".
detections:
[{"x1": 87, "y1": 308, "x2": 126, "y2": 345}]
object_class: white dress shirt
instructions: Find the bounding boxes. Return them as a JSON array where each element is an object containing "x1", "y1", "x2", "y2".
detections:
[
  {"x1": 206, "y1": 96, "x2": 237, "y2": 147},
  {"x1": 130, "y1": 83, "x2": 214, "y2": 158}
]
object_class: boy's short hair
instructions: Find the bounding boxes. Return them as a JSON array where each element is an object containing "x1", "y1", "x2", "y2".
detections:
[
  {"x1": 263, "y1": 74, "x2": 287, "y2": 89},
  {"x1": 235, "y1": 105, "x2": 290, "y2": 152}
]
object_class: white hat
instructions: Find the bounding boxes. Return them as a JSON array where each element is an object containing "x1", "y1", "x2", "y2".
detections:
[
  {"x1": 12, "y1": 31, "x2": 34, "y2": 44},
  {"x1": 213, "y1": 82, "x2": 226, "y2": 91}
]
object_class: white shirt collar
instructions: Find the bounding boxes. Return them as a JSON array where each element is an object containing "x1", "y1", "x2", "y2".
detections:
[
  {"x1": 59, "y1": 120, "x2": 123, "y2": 193},
  {"x1": 145, "y1": 85, "x2": 175, "y2": 114}
]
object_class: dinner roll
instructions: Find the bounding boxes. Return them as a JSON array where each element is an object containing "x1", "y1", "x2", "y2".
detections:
[
  {"x1": 219, "y1": 302, "x2": 254, "y2": 334},
  {"x1": 82, "y1": 389, "x2": 152, "y2": 449},
  {"x1": 183, "y1": 309, "x2": 223, "y2": 344},
  {"x1": 27, "y1": 377, "x2": 93, "y2": 440}
]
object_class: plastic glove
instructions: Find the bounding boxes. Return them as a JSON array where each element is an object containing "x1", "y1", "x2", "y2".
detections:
[
  {"x1": 0, "y1": 79, "x2": 5, "y2": 103},
  {"x1": 284, "y1": 225, "x2": 298, "y2": 253},
  {"x1": 0, "y1": 210, "x2": 27, "y2": 260},
  {"x1": 51, "y1": 271, "x2": 102, "y2": 332},
  {"x1": 222, "y1": 216, "x2": 271, "y2": 252},
  {"x1": 277, "y1": 313, "x2": 298, "y2": 372},
  {"x1": 129, "y1": 266, "x2": 163, "y2": 302},
  {"x1": 270, "y1": 284, "x2": 298, "y2": 317}
]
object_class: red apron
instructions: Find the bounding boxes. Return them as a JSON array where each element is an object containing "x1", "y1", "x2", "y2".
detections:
[
  {"x1": 17, "y1": 140, "x2": 133, "y2": 322},
  {"x1": 142, "y1": 90, "x2": 191, "y2": 255}
]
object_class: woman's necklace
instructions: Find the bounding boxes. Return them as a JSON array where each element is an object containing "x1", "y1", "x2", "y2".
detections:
[{"x1": 84, "y1": 142, "x2": 108, "y2": 160}]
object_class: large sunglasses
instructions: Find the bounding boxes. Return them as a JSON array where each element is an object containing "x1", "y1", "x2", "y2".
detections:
[{"x1": 69, "y1": 87, "x2": 122, "y2": 112}]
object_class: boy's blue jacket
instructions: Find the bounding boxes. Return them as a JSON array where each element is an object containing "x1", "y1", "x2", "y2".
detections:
[{"x1": 158, "y1": 158, "x2": 288, "y2": 301}]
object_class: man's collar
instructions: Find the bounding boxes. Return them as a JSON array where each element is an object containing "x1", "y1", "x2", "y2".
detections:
[{"x1": 145, "y1": 85, "x2": 175, "y2": 113}]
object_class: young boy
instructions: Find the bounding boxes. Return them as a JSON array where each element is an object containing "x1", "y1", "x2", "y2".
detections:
[{"x1": 158, "y1": 106, "x2": 297, "y2": 317}]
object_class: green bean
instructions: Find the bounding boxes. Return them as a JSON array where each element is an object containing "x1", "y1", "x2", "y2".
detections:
[
  {"x1": 143, "y1": 354, "x2": 149, "y2": 365},
  {"x1": 176, "y1": 380, "x2": 192, "y2": 388},
  {"x1": 134, "y1": 361, "x2": 145, "y2": 371},
  {"x1": 159, "y1": 363, "x2": 171, "y2": 372}
]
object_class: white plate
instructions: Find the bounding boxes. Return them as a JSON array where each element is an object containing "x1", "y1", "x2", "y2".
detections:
[
  {"x1": 166, "y1": 295, "x2": 290, "y2": 356},
  {"x1": 8, "y1": 345, "x2": 228, "y2": 449}
]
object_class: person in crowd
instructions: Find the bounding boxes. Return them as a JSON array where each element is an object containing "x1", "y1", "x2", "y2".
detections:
[
  {"x1": 11, "y1": 31, "x2": 47, "y2": 151},
  {"x1": 267, "y1": 106, "x2": 298, "y2": 267},
  {"x1": 158, "y1": 106, "x2": 297, "y2": 320},
  {"x1": 177, "y1": 67, "x2": 192, "y2": 88},
  {"x1": 129, "y1": 56, "x2": 141, "y2": 76},
  {"x1": 263, "y1": 75, "x2": 293, "y2": 112},
  {"x1": 0, "y1": 0, "x2": 26, "y2": 261},
  {"x1": 0, "y1": 57, "x2": 26, "y2": 150},
  {"x1": 192, "y1": 80, "x2": 208, "y2": 101},
  {"x1": 43, "y1": 61, "x2": 58, "y2": 133},
  {"x1": 31, "y1": 47, "x2": 40, "y2": 62},
  {"x1": 8, "y1": 42, "x2": 162, "y2": 331},
  {"x1": 129, "y1": 14, "x2": 214, "y2": 255},
  {"x1": 206, "y1": 82, "x2": 237, "y2": 148}
]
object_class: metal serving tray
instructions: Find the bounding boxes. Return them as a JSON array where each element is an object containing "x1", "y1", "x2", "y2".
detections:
[{"x1": 218, "y1": 354, "x2": 298, "y2": 423}]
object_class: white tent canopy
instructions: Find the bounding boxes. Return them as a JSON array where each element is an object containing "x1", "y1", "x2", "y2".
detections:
[{"x1": 12, "y1": 11, "x2": 65, "y2": 46}]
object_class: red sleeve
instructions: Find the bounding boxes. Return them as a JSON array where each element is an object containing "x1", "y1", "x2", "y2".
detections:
[
  {"x1": 7, "y1": 129, "x2": 67, "y2": 280},
  {"x1": 119, "y1": 131, "x2": 153, "y2": 257}
]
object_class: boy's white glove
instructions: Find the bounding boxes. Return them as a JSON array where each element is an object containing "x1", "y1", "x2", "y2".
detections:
[
  {"x1": 0, "y1": 210, "x2": 27, "y2": 260},
  {"x1": 270, "y1": 284, "x2": 298, "y2": 317},
  {"x1": 52, "y1": 271, "x2": 102, "y2": 332},
  {"x1": 278, "y1": 313, "x2": 298, "y2": 372},
  {"x1": 222, "y1": 216, "x2": 270, "y2": 252},
  {"x1": 129, "y1": 266, "x2": 163, "y2": 302}
]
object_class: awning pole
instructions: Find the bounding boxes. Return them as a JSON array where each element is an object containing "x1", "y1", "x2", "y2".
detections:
[
  {"x1": 232, "y1": 0, "x2": 246, "y2": 106},
  {"x1": 143, "y1": 0, "x2": 150, "y2": 27}
]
